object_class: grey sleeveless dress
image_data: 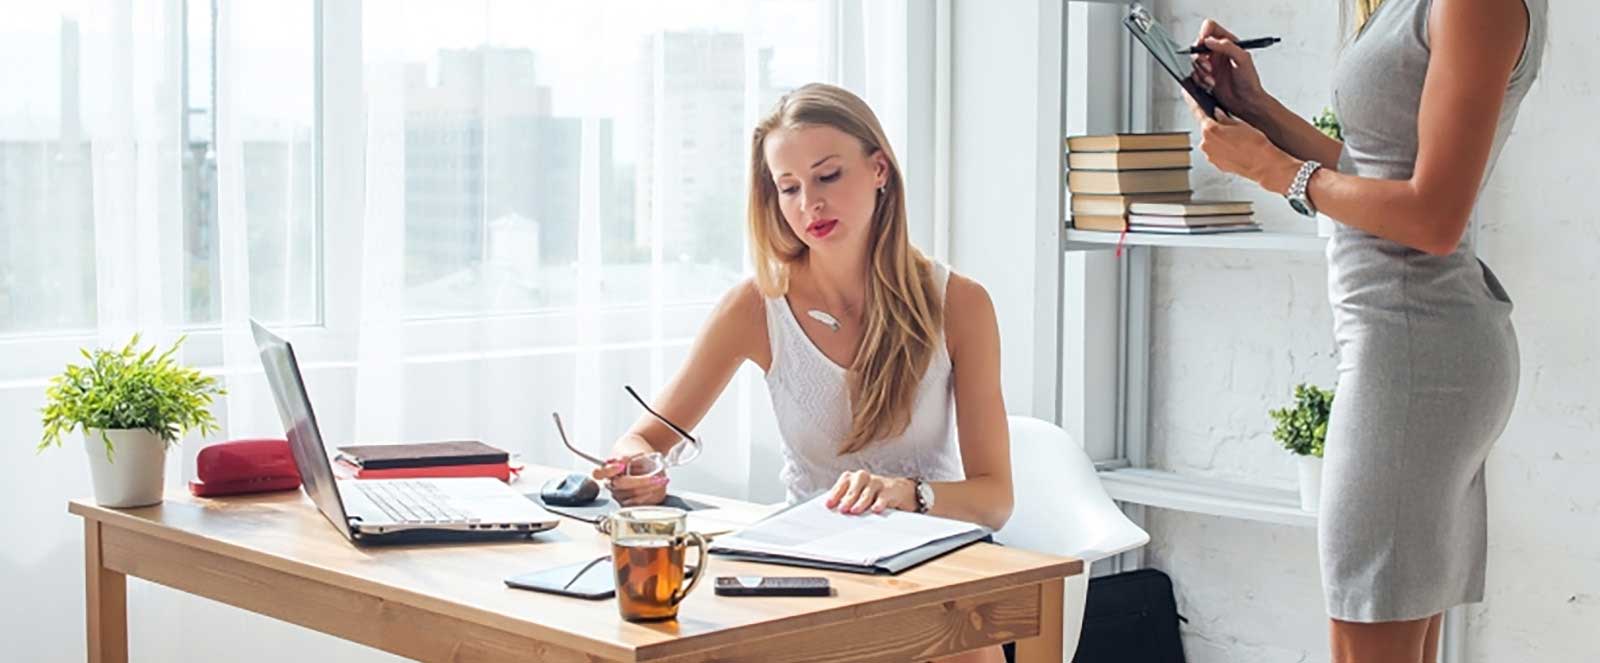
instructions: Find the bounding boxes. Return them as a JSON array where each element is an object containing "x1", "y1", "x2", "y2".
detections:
[{"x1": 1322, "y1": 0, "x2": 1546, "y2": 622}]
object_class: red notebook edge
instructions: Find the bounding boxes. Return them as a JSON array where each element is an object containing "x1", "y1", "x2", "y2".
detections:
[{"x1": 331, "y1": 459, "x2": 518, "y2": 482}]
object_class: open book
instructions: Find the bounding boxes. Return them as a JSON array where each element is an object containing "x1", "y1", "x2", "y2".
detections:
[{"x1": 709, "y1": 495, "x2": 991, "y2": 574}]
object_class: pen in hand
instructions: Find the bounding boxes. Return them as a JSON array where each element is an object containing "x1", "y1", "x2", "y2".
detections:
[{"x1": 1178, "y1": 36, "x2": 1281, "y2": 54}]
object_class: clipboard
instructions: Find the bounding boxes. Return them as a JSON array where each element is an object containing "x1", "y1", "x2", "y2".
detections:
[{"x1": 1124, "y1": 4, "x2": 1226, "y2": 118}]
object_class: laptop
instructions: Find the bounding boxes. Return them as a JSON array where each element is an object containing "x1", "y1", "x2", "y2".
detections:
[{"x1": 251, "y1": 320, "x2": 558, "y2": 545}]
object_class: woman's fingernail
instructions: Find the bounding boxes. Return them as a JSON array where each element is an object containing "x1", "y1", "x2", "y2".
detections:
[{"x1": 652, "y1": 476, "x2": 668, "y2": 485}]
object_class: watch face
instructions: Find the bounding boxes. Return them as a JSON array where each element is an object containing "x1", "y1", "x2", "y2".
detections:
[{"x1": 1289, "y1": 198, "x2": 1313, "y2": 217}]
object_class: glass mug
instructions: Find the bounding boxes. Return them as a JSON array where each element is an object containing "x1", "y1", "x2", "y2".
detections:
[{"x1": 597, "y1": 506, "x2": 709, "y2": 622}]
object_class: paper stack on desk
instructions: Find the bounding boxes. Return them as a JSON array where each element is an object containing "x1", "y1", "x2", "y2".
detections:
[{"x1": 709, "y1": 495, "x2": 990, "y2": 574}]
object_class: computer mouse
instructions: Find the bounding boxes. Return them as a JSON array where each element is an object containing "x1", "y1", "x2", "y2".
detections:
[{"x1": 540, "y1": 472, "x2": 601, "y2": 506}]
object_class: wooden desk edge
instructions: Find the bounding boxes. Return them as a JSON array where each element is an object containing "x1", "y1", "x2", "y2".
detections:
[
  {"x1": 71, "y1": 500, "x2": 633, "y2": 660},
  {"x1": 71, "y1": 498, "x2": 1083, "y2": 662}
]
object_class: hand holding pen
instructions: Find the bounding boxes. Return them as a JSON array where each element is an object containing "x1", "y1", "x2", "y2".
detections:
[
  {"x1": 1179, "y1": 36, "x2": 1279, "y2": 54},
  {"x1": 1190, "y1": 19, "x2": 1275, "y2": 118}
]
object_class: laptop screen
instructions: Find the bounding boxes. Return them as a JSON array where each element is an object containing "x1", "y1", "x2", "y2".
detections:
[{"x1": 250, "y1": 320, "x2": 354, "y2": 540}]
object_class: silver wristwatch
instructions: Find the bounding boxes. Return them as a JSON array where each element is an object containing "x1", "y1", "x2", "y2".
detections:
[
  {"x1": 913, "y1": 479, "x2": 935, "y2": 514},
  {"x1": 1286, "y1": 160, "x2": 1322, "y2": 218}
]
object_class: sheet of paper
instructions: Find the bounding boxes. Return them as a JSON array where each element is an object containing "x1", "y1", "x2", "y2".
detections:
[{"x1": 711, "y1": 495, "x2": 983, "y2": 567}]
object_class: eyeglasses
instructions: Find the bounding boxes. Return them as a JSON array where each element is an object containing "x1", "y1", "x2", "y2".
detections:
[{"x1": 551, "y1": 385, "x2": 704, "y2": 477}]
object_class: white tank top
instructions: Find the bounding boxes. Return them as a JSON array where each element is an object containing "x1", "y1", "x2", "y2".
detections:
[{"x1": 762, "y1": 263, "x2": 964, "y2": 504}]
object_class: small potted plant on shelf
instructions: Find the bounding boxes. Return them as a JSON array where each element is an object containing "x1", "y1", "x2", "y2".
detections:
[
  {"x1": 1311, "y1": 107, "x2": 1342, "y2": 238},
  {"x1": 39, "y1": 335, "x2": 225, "y2": 507},
  {"x1": 1269, "y1": 383, "x2": 1334, "y2": 512}
]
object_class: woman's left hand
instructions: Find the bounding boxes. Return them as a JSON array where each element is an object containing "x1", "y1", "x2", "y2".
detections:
[
  {"x1": 826, "y1": 470, "x2": 917, "y2": 515},
  {"x1": 1186, "y1": 95, "x2": 1299, "y2": 193}
]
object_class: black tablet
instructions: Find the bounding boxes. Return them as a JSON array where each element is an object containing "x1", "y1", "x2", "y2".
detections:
[
  {"x1": 1124, "y1": 5, "x2": 1225, "y2": 118},
  {"x1": 504, "y1": 556, "x2": 699, "y2": 600},
  {"x1": 505, "y1": 556, "x2": 616, "y2": 599}
]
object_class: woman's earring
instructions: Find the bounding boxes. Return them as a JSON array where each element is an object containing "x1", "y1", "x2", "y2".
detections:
[{"x1": 877, "y1": 184, "x2": 886, "y2": 195}]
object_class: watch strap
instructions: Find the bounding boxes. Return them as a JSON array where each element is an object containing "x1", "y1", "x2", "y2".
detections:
[
  {"x1": 912, "y1": 479, "x2": 932, "y2": 514},
  {"x1": 1287, "y1": 160, "x2": 1322, "y2": 215}
]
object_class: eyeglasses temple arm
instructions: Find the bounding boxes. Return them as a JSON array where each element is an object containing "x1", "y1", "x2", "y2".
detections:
[
  {"x1": 623, "y1": 385, "x2": 698, "y2": 443},
  {"x1": 552, "y1": 412, "x2": 607, "y2": 466}
]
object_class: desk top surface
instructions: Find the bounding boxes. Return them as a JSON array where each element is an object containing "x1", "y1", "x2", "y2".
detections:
[{"x1": 70, "y1": 465, "x2": 1080, "y2": 661}]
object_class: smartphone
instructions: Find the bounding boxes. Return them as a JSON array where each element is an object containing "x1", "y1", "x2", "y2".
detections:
[{"x1": 713, "y1": 576, "x2": 831, "y2": 597}]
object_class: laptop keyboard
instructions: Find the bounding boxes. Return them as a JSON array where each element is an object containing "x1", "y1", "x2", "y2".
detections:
[{"x1": 353, "y1": 481, "x2": 477, "y2": 524}]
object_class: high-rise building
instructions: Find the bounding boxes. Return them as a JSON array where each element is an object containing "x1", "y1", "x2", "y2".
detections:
[
  {"x1": 0, "y1": 17, "x2": 96, "y2": 334},
  {"x1": 631, "y1": 31, "x2": 747, "y2": 270},
  {"x1": 402, "y1": 46, "x2": 643, "y2": 312}
]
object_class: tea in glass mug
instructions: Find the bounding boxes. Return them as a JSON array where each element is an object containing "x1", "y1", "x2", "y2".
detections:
[{"x1": 598, "y1": 506, "x2": 708, "y2": 622}]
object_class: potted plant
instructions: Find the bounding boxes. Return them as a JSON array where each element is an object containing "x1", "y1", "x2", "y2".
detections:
[
  {"x1": 39, "y1": 335, "x2": 225, "y2": 507},
  {"x1": 1269, "y1": 383, "x2": 1334, "y2": 512},
  {"x1": 1310, "y1": 107, "x2": 1342, "y2": 238}
]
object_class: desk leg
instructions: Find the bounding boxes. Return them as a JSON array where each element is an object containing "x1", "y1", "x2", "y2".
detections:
[
  {"x1": 1015, "y1": 579, "x2": 1065, "y2": 663},
  {"x1": 85, "y1": 520, "x2": 128, "y2": 663}
]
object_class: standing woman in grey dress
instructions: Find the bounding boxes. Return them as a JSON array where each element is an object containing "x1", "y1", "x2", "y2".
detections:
[{"x1": 1183, "y1": 0, "x2": 1545, "y2": 661}]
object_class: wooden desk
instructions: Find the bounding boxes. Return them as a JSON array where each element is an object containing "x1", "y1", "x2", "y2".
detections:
[{"x1": 71, "y1": 465, "x2": 1081, "y2": 662}]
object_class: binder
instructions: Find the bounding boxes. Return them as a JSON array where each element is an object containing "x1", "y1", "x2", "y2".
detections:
[
  {"x1": 708, "y1": 497, "x2": 993, "y2": 575},
  {"x1": 711, "y1": 527, "x2": 992, "y2": 575}
]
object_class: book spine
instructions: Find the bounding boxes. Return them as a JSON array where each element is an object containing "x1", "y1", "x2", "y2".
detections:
[
  {"x1": 335, "y1": 460, "x2": 512, "y2": 481},
  {"x1": 344, "y1": 454, "x2": 511, "y2": 470}
]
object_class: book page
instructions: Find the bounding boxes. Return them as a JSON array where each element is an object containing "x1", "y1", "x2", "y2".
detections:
[{"x1": 710, "y1": 495, "x2": 984, "y2": 567}]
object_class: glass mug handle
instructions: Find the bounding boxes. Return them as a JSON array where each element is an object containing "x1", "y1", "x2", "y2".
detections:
[{"x1": 671, "y1": 531, "x2": 709, "y2": 607}]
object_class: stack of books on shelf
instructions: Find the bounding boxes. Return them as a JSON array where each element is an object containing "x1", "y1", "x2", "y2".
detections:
[
  {"x1": 1066, "y1": 132, "x2": 1259, "y2": 236},
  {"x1": 1126, "y1": 199, "x2": 1260, "y2": 234},
  {"x1": 1067, "y1": 132, "x2": 1193, "y2": 233},
  {"x1": 333, "y1": 440, "x2": 518, "y2": 482}
]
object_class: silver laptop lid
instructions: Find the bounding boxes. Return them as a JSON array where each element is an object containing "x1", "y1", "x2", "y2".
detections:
[{"x1": 251, "y1": 320, "x2": 355, "y2": 540}]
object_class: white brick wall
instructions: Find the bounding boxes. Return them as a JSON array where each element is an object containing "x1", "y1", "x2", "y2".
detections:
[{"x1": 1145, "y1": 2, "x2": 1600, "y2": 661}]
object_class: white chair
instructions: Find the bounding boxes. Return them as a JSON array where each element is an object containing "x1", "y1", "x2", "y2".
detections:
[{"x1": 996, "y1": 416, "x2": 1150, "y2": 661}]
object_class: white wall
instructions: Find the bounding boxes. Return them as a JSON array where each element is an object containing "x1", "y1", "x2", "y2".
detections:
[
  {"x1": 1143, "y1": 2, "x2": 1600, "y2": 662},
  {"x1": 948, "y1": 0, "x2": 1123, "y2": 459},
  {"x1": 949, "y1": 0, "x2": 1055, "y2": 419}
]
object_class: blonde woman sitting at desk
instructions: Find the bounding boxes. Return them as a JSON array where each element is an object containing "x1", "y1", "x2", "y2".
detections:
[{"x1": 592, "y1": 83, "x2": 1014, "y2": 663}]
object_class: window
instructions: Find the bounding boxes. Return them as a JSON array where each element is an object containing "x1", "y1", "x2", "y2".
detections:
[
  {"x1": 187, "y1": 0, "x2": 318, "y2": 327},
  {"x1": 358, "y1": 0, "x2": 822, "y2": 318},
  {"x1": 0, "y1": 6, "x2": 103, "y2": 336}
]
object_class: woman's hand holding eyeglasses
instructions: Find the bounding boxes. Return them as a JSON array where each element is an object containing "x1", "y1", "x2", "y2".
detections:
[
  {"x1": 592, "y1": 455, "x2": 670, "y2": 506},
  {"x1": 826, "y1": 470, "x2": 917, "y2": 515}
]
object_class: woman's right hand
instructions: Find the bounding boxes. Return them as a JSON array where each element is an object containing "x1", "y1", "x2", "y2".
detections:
[
  {"x1": 592, "y1": 455, "x2": 670, "y2": 506},
  {"x1": 1193, "y1": 20, "x2": 1272, "y2": 118}
]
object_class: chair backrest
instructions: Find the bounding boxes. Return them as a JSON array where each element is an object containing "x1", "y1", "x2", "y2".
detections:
[{"x1": 995, "y1": 416, "x2": 1149, "y2": 562}]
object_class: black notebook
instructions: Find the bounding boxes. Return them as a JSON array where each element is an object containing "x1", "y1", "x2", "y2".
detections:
[
  {"x1": 334, "y1": 440, "x2": 508, "y2": 470},
  {"x1": 709, "y1": 496, "x2": 992, "y2": 575}
]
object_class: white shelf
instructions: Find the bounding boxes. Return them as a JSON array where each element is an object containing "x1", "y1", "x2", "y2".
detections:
[
  {"x1": 1098, "y1": 467, "x2": 1317, "y2": 528},
  {"x1": 1064, "y1": 227, "x2": 1328, "y2": 253}
]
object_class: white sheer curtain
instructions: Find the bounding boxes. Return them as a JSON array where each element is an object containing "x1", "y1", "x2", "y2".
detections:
[
  {"x1": 0, "y1": 2, "x2": 221, "y2": 662},
  {"x1": 0, "y1": 1, "x2": 917, "y2": 660}
]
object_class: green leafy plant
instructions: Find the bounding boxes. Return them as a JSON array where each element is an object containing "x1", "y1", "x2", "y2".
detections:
[
  {"x1": 1269, "y1": 383, "x2": 1334, "y2": 458},
  {"x1": 1312, "y1": 107, "x2": 1342, "y2": 141},
  {"x1": 39, "y1": 334, "x2": 225, "y2": 461}
]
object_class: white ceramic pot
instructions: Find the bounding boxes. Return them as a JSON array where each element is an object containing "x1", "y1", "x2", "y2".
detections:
[
  {"x1": 84, "y1": 428, "x2": 168, "y2": 508},
  {"x1": 1317, "y1": 213, "x2": 1337, "y2": 238},
  {"x1": 1297, "y1": 455, "x2": 1323, "y2": 513}
]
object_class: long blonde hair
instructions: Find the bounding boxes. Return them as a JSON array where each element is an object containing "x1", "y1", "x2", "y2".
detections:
[
  {"x1": 1352, "y1": 0, "x2": 1384, "y2": 31},
  {"x1": 747, "y1": 83, "x2": 943, "y2": 455}
]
